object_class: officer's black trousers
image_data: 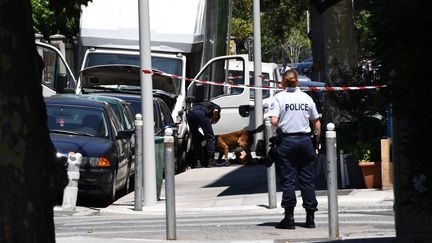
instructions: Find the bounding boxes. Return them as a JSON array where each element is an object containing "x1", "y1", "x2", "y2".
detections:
[
  {"x1": 276, "y1": 135, "x2": 318, "y2": 211},
  {"x1": 186, "y1": 109, "x2": 215, "y2": 164}
]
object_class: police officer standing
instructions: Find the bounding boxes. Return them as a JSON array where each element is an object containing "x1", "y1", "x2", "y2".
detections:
[
  {"x1": 187, "y1": 101, "x2": 221, "y2": 168},
  {"x1": 268, "y1": 70, "x2": 321, "y2": 229}
]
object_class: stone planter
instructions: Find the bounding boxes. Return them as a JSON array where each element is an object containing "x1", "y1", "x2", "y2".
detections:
[{"x1": 358, "y1": 161, "x2": 382, "y2": 189}]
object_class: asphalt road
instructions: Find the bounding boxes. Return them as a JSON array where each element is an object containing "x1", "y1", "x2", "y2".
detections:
[{"x1": 55, "y1": 208, "x2": 395, "y2": 242}]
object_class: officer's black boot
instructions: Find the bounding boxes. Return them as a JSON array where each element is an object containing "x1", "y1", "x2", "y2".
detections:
[
  {"x1": 305, "y1": 210, "x2": 315, "y2": 228},
  {"x1": 194, "y1": 160, "x2": 202, "y2": 168},
  {"x1": 276, "y1": 207, "x2": 295, "y2": 229},
  {"x1": 204, "y1": 159, "x2": 214, "y2": 168}
]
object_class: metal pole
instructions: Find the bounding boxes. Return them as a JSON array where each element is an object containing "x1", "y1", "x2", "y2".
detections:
[
  {"x1": 265, "y1": 118, "x2": 277, "y2": 209},
  {"x1": 252, "y1": 0, "x2": 263, "y2": 146},
  {"x1": 326, "y1": 123, "x2": 339, "y2": 239},
  {"x1": 138, "y1": 0, "x2": 157, "y2": 206},
  {"x1": 134, "y1": 114, "x2": 143, "y2": 211},
  {"x1": 226, "y1": 0, "x2": 233, "y2": 56},
  {"x1": 164, "y1": 128, "x2": 177, "y2": 240}
]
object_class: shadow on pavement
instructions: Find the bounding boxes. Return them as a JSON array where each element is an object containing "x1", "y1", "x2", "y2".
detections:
[
  {"x1": 203, "y1": 158, "x2": 330, "y2": 197},
  {"x1": 204, "y1": 165, "x2": 277, "y2": 196}
]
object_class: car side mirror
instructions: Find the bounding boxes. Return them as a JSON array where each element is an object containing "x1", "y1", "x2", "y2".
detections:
[
  {"x1": 116, "y1": 130, "x2": 133, "y2": 139},
  {"x1": 55, "y1": 73, "x2": 75, "y2": 93},
  {"x1": 239, "y1": 105, "x2": 254, "y2": 117},
  {"x1": 54, "y1": 73, "x2": 68, "y2": 93}
]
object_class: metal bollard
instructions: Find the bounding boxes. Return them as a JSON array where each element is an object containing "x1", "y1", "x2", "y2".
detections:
[
  {"x1": 164, "y1": 128, "x2": 177, "y2": 240},
  {"x1": 134, "y1": 114, "x2": 143, "y2": 211},
  {"x1": 326, "y1": 123, "x2": 339, "y2": 239},
  {"x1": 264, "y1": 117, "x2": 277, "y2": 209},
  {"x1": 62, "y1": 152, "x2": 82, "y2": 211}
]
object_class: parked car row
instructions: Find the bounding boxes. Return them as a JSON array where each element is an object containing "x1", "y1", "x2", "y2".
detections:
[
  {"x1": 45, "y1": 93, "x2": 178, "y2": 203},
  {"x1": 46, "y1": 95, "x2": 134, "y2": 203},
  {"x1": 37, "y1": 42, "x2": 188, "y2": 203},
  {"x1": 79, "y1": 64, "x2": 187, "y2": 171}
]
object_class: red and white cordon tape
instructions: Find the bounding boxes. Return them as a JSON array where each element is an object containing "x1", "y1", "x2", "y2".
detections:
[{"x1": 143, "y1": 69, "x2": 386, "y2": 92}]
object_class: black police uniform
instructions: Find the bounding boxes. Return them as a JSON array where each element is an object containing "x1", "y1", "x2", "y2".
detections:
[
  {"x1": 186, "y1": 102, "x2": 221, "y2": 167},
  {"x1": 268, "y1": 86, "x2": 320, "y2": 229}
]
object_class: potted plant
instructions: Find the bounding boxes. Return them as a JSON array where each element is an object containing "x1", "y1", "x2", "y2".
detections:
[{"x1": 356, "y1": 142, "x2": 381, "y2": 189}]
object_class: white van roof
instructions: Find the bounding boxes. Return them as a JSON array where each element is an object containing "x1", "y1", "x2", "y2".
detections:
[{"x1": 80, "y1": 0, "x2": 205, "y2": 53}]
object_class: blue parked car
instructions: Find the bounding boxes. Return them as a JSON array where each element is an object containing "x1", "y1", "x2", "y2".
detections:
[
  {"x1": 79, "y1": 64, "x2": 188, "y2": 172},
  {"x1": 45, "y1": 95, "x2": 133, "y2": 203}
]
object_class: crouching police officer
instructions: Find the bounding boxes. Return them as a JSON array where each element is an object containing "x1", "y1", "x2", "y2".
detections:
[
  {"x1": 186, "y1": 101, "x2": 221, "y2": 168},
  {"x1": 268, "y1": 70, "x2": 321, "y2": 229}
]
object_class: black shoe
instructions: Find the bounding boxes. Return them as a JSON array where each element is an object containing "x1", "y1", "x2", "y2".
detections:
[
  {"x1": 276, "y1": 216, "x2": 295, "y2": 229},
  {"x1": 206, "y1": 159, "x2": 218, "y2": 168},
  {"x1": 305, "y1": 211, "x2": 315, "y2": 228},
  {"x1": 276, "y1": 207, "x2": 295, "y2": 229},
  {"x1": 193, "y1": 160, "x2": 202, "y2": 168}
]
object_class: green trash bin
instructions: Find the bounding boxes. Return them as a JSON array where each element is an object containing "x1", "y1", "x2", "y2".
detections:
[{"x1": 154, "y1": 136, "x2": 165, "y2": 200}]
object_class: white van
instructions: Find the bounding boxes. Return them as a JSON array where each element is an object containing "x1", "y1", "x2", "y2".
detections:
[
  {"x1": 186, "y1": 55, "x2": 324, "y2": 151},
  {"x1": 187, "y1": 55, "x2": 280, "y2": 135}
]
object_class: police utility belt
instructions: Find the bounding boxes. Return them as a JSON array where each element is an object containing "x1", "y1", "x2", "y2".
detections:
[{"x1": 280, "y1": 132, "x2": 311, "y2": 137}]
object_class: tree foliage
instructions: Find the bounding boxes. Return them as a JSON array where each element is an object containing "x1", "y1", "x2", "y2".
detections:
[
  {"x1": 232, "y1": 0, "x2": 309, "y2": 62},
  {"x1": 283, "y1": 24, "x2": 311, "y2": 63},
  {"x1": 353, "y1": 9, "x2": 374, "y2": 59},
  {"x1": 34, "y1": 0, "x2": 310, "y2": 63},
  {"x1": 31, "y1": 0, "x2": 92, "y2": 41}
]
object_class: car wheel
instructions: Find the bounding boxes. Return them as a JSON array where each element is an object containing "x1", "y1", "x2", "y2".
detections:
[
  {"x1": 176, "y1": 136, "x2": 189, "y2": 173},
  {"x1": 104, "y1": 170, "x2": 117, "y2": 204},
  {"x1": 121, "y1": 164, "x2": 131, "y2": 195}
]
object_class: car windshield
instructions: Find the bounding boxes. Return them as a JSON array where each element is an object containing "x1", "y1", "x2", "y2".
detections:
[
  {"x1": 46, "y1": 105, "x2": 109, "y2": 138},
  {"x1": 84, "y1": 53, "x2": 183, "y2": 94},
  {"x1": 114, "y1": 97, "x2": 159, "y2": 134},
  {"x1": 122, "y1": 99, "x2": 141, "y2": 115}
]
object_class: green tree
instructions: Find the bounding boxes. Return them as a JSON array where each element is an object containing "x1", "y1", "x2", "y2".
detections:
[
  {"x1": 32, "y1": 0, "x2": 55, "y2": 38},
  {"x1": 31, "y1": 0, "x2": 84, "y2": 41},
  {"x1": 283, "y1": 24, "x2": 311, "y2": 63},
  {"x1": 231, "y1": 18, "x2": 253, "y2": 43},
  {"x1": 232, "y1": 0, "x2": 308, "y2": 61},
  {"x1": 353, "y1": 9, "x2": 374, "y2": 59}
]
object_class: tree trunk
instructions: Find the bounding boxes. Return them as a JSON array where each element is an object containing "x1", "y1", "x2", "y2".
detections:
[
  {"x1": 309, "y1": 0, "x2": 357, "y2": 125},
  {"x1": 0, "y1": 1, "x2": 67, "y2": 242}
]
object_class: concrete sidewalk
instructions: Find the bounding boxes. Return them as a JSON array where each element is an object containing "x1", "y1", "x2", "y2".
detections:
[
  {"x1": 101, "y1": 164, "x2": 394, "y2": 216},
  {"x1": 56, "y1": 164, "x2": 396, "y2": 243}
]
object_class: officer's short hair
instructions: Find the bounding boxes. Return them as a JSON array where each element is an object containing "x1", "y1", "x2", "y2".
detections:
[
  {"x1": 282, "y1": 69, "x2": 298, "y2": 79},
  {"x1": 211, "y1": 109, "x2": 221, "y2": 124}
]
